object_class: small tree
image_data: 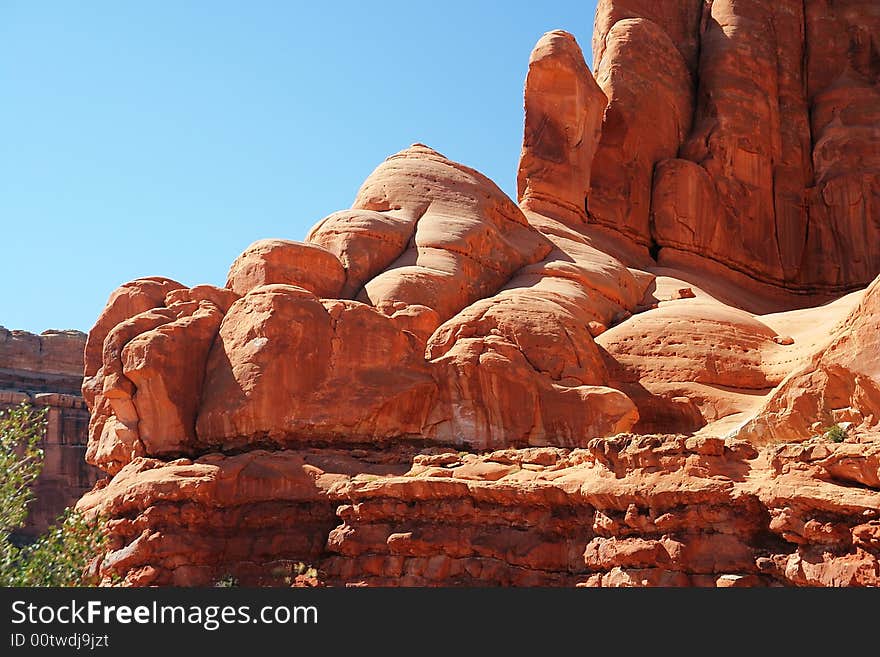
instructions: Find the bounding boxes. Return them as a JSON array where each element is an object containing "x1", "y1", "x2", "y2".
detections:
[{"x1": 0, "y1": 403, "x2": 106, "y2": 586}]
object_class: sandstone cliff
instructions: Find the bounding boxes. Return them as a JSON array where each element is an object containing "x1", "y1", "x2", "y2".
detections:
[
  {"x1": 584, "y1": 0, "x2": 880, "y2": 299},
  {"x1": 76, "y1": 1, "x2": 880, "y2": 586},
  {"x1": 0, "y1": 327, "x2": 99, "y2": 537},
  {"x1": 79, "y1": 435, "x2": 880, "y2": 586}
]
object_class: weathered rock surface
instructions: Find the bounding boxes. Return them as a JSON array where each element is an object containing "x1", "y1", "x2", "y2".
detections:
[
  {"x1": 77, "y1": 435, "x2": 880, "y2": 587},
  {"x1": 226, "y1": 239, "x2": 345, "y2": 299},
  {"x1": 737, "y1": 276, "x2": 880, "y2": 443},
  {"x1": 588, "y1": 16, "x2": 694, "y2": 247},
  {"x1": 584, "y1": 0, "x2": 880, "y2": 297},
  {"x1": 517, "y1": 30, "x2": 607, "y2": 224},
  {"x1": 75, "y1": 1, "x2": 880, "y2": 587},
  {"x1": 1, "y1": 327, "x2": 99, "y2": 537},
  {"x1": 1, "y1": 326, "x2": 87, "y2": 395},
  {"x1": 82, "y1": 144, "x2": 643, "y2": 465}
]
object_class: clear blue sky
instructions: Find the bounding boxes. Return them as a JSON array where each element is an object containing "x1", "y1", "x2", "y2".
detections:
[{"x1": 2, "y1": 1, "x2": 598, "y2": 333}]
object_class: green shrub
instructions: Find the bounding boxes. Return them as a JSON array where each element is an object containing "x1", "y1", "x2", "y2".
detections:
[
  {"x1": 0, "y1": 403, "x2": 107, "y2": 586},
  {"x1": 823, "y1": 424, "x2": 848, "y2": 444}
]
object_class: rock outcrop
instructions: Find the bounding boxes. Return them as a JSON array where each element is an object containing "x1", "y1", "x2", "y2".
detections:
[
  {"x1": 78, "y1": 435, "x2": 880, "y2": 586},
  {"x1": 1, "y1": 327, "x2": 86, "y2": 395},
  {"x1": 585, "y1": 0, "x2": 880, "y2": 298},
  {"x1": 82, "y1": 144, "x2": 643, "y2": 471},
  {"x1": 0, "y1": 327, "x2": 99, "y2": 537},
  {"x1": 737, "y1": 276, "x2": 880, "y2": 444},
  {"x1": 75, "y1": 1, "x2": 880, "y2": 587},
  {"x1": 517, "y1": 30, "x2": 607, "y2": 224}
]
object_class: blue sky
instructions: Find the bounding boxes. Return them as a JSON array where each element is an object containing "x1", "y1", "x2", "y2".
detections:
[{"x1": 1, "y1": 1, "x2": 598, "y2": 333}]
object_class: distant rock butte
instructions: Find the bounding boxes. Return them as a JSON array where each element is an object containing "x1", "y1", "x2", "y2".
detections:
[
  {"x1": 77, "y1": 1, "x2": 880, "y2": 586},
  {"x1": 0, "y1": 327, "x2": 100, "y2": 537},
  {"x1": 1, "y1": 326, "x2": 86, "y2": 395}
]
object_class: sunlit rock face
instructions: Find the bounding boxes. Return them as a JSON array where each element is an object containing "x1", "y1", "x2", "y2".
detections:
[{"x1": 77, "y1": 1, "x2": 880, "y2": 587}]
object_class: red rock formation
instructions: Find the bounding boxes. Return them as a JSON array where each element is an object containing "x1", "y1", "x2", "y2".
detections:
[
  {"x1": 737, "y1": 276, "x2": 880, "y2": 443},
  {"x1": 588, "y1": 16, "x2": 694, "y2": 247},
  {"x1": 82, "y1": 144, "x2": 641, "y2": 465},
  {"x1": 226, "y1": 239, "x2": 345, "y2": 298},
  {"x1": 77, "y1": 435, "x2": 880, "y2": 587},
  {"x1": 75, "y1": 1, "x2": 880, "y2": 587},
  {"x1": 1, "y1": 327, "x2": 86, "y2": 395},
  {"x1": 0, "y1": 327, "x2": 99, "y2": 537},
  {"x1": 517, "y1": 30, "x2": 607, "y2": 224},
  {"x1": 585, "y1": 0, "x2": 880, "y2": 297}
]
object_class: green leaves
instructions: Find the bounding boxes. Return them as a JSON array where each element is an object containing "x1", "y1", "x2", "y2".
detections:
[
  {"x1": 823, "y1": 424, "x2": 848, "y2": 444},
  {"x1": 0, "y1": 403, "x2": 107, "y2": 587},
  {"x1": 2, "y1": 507, "x2": 106, "y2": 587},
  {"x1": 0, "y1": 403, "x2": 46, "y2": 538}
]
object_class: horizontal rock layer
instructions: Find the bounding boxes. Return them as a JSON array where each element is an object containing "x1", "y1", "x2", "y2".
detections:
[
  {"x1": 1, "y1": 326, "x2": 86, "y2": 395},
  {"x1": 78, "y1": 435, "x2": 880, "y2": 587}
]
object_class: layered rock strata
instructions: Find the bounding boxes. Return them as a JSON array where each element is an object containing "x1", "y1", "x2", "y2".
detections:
[
  {"x1": 78, "y1": 435, "x2": 880, "y2": 587},
  {"x1": 1, "y1": 328, "x2": 99, "y2": 537}
]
